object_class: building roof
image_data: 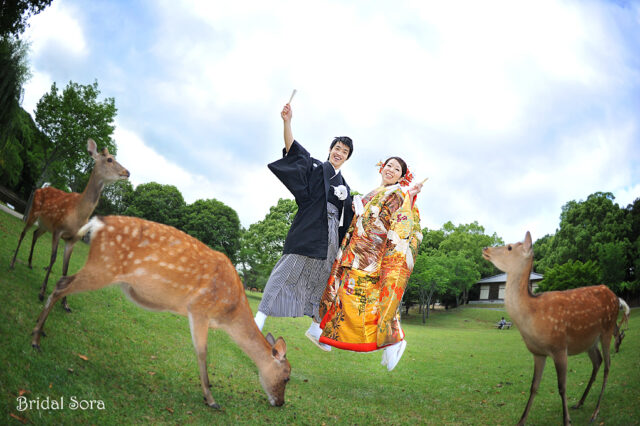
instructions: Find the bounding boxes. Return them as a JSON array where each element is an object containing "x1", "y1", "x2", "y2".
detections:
[{"x1": 475, "y1": 272, "x2": 543, "y2": 284}]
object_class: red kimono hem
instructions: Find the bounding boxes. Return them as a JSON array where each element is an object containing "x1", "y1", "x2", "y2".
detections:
[{"x1": 319, "y1": 336, "x2": 398, "y2": 352}]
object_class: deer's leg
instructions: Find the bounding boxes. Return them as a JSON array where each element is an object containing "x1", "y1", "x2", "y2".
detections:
[
  {"x1": 188, "y1": 312, "x2": 219, "y2": 409},
  {"x1": 590, "y1": 335, "x2": 612, "y2": 423},
  {"x1": 39, "y1": 232, "x2": 61, "y2": 301},
  {"x1": 59, "y1": 241, "x2": 76, "y2": 312},
  {"x1": 518, "y1": 354, "x2": 546, "y2": 426},
  {"x1": 552, "y1": 351, "x2": 571, "y2": 426},
  {"x1": 28, "y1": 227, "x2": 46, "y2": 269},
  {"x1": 573, "y1": 344, "x2": 601, "y2": 409},
  {"x1": 32, "y1": 267, "x2": 115, "y2": 349},
  {"x1": 10, "y1": 223, "x2": 32, "y2": 269}
]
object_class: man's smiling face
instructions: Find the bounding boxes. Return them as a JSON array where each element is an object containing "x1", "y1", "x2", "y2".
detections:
[{"x1": 328, "y1": 142, "x2": 350, "y2": 169}]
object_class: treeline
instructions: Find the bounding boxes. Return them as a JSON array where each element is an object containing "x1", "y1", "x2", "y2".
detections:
[
  {"x1": 533, "y1": 192, "x2": 639, "y2": 301},
  {"x1": 2, "y1": 4, "x2": 638, "y2": 322}
]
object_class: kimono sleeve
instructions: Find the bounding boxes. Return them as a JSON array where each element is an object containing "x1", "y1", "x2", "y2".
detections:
[
  {"x1": 376, "y1": 192, "x2": 422, "y2": 347},
  {"x1": 267, "y1": 140, "x2": 315, "y2": 201}
]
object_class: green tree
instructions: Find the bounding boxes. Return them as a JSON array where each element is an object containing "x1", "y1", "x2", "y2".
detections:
[
  {"x1": 438, "y1": 221, "x2": 503, "y2": 279},
  {"x1": 597, "y1": 241, "x2": 627, "y2": 286},
  {"x1": 625, "y1": 198, "x2": 640, "y2": 285},
  {"x1": 539, "y1": 192, "x2": 630, "y2": 270},
  {"x1": 181, "y1": 199, "x2": 241, "y2": 264},
  {"x1": 0, "y1": 107, "x2": 50, "y2": 201},
  {"x1": 537, "y1": 260, "x2": 600, "y2": 292},
  {"x1": 238, "y1": 198, "x2": 297, "y2": 289},
  {"x1": 123, "y1": 182, "x2": 185, "y2": 228},
  {"x1": 0, "y1": 37, "x2": 29, "y2": 155},
  {"x1": 94, "y1": 179, "x2": 134, "y2": 216},
  {"x1": 34, "y1": 80, "x2": 117, "y2": 190},
  {"x1": 532, "y1": 233, "x2": 554, "y2": 274},
  {"x1": 446, "y1": 253, "x2": 481, "y2": 306},
  {"x1": 408, "y1": 253, "x2": 452, "y2": 323},
  {"x1": 0, "y1": 0, "x2": 52, "y2": 36}
]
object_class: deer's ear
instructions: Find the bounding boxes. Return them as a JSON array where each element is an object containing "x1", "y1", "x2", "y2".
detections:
[
  {"x1": 265, "y1": 332, "x2": 276, "y2": 345},
  {"x1": 272, "y1": 337, "x2": 287, "y2": 361},
  {"x1": 524, "y1": 231, "x2": 532, "y2": 250},
  {"x1": 87, "y1": 139, "x2": 98, "y2": 158}
]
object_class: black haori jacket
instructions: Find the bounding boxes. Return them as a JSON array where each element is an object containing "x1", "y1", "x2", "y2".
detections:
[{"x1": 268, "y1": 140, "x2": 354, "y2": 259}]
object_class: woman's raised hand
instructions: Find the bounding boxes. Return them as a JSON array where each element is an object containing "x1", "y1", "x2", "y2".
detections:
[{"x1": 407, "y1": 180, "x2": 425, "y2": 199}]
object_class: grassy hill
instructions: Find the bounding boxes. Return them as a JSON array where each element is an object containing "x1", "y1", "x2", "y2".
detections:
[{"x1": 1, "y1": 209, "x2": 638, "y2": 425}]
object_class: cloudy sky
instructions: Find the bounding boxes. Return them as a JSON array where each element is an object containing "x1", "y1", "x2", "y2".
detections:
[{"x1": 21, "y1": 0, "x2": 640, "y2": 243}]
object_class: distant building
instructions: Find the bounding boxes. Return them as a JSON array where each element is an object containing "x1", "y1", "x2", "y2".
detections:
[{"x1": 473, "y1": 272, "x2": 544, "y2": 302}]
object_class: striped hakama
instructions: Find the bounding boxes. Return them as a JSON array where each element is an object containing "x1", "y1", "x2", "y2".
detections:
[{"x1": 258, "y1": 203, "x2": 340, "y2": 322}]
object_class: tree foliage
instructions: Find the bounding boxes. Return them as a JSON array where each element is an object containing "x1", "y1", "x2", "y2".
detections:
[
  {"x1": 238, "y1": 198, "x2": 297, "y2": 289},
  {"x1": 407, "y1": 253, "x2": 452, "y2": 323},
  {"x1": 181, "y1": 199, "x2": 241, "y2": 264},
  {"x1": 123, "y1": 182, "x2": 185, "y2": 229},
  {"x1": 0, "y1": 106, "x2": 49, "y2": 201},
  {"x1": 533, "y1": 192, "x2": 638, "y2": 300},
  {"x1": 403, "y1": 221, "x2": 500, "y2": 318},
  {"x1": 94, "y1": 179, "x2": 134, "y2": 216},
  {"x1": 537, "y1": 260, "x2": 600, "y2": 292},
  {"x1": 34, "y1": 80, "x2": 117, "y2": 190},
  {"x1": 0, "y1": 37, "x2": 29, "y2": 155},
  {"x1": 0, "y1": 0, "x2": 52, "y2": 36}
]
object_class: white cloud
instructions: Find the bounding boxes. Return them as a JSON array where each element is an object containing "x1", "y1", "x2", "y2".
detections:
[
  {"x1": 21, "y1": 71, "x2": 52, "y2": 114},
  {"x1": 18, "y1": 0, "x2": 640, "y2": 242},
  {"x1": 23, "y1": 1, "x2": 87, "y2": 58}
]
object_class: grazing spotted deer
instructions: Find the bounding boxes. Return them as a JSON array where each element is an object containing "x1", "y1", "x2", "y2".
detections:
[
  {"x1": 10, "y1": 139, "x2": 129, "y2": 311},
  {"x1": 482, "y1": 231, "x2": 629, "y2": 425},
  {"x1": 31, "y1": 215, "x2": 291, "y2": 409}
]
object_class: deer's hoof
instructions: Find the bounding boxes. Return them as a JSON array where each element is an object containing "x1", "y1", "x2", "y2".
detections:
[
  {"x1": 203, "y1": 397, "x2": 221, "y2": 410},
  {"x1": 32, "y1": 343, "x2": 41, "y2": 351},
  {"x1": 63, "y1": 305, "x2": 72, "y2": 313},
  {"x1": 38, "y1": 293, "x2": 44, "y2": 302}
]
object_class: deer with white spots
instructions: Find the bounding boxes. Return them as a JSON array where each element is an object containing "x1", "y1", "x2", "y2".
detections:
[
  {"x1": 482, "y1": 231, "x2": 630, "y2": 426},
  {"x1": 31, "y1": 215, "x2": 291, "y2": 409},
  {"x1": 10, "y1": 139, "x2": 129, "y2": 311}
]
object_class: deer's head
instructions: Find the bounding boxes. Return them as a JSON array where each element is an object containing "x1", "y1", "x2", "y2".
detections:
[
  {"x1": 259, "y1": 333, "x2": 291, "y2": 406},
  {"x1": 482, "y1": 231, "x2": 533, "y2": 274},
  {"x1": 87, "y1": 138, "x2": 130, "y2": 184}
]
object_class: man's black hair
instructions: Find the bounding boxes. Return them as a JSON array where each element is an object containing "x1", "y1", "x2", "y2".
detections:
[{"x1": 329, "y1": 136, "x2": 353, "y2": 159}]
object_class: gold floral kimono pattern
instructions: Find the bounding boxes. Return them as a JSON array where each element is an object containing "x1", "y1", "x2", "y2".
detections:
[{"x1": 319, "y1": 185, "x2": 422, "y2": 352}]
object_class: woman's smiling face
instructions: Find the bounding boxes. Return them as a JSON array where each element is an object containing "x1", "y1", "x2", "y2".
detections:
[{"x1": 381, "y1": 158, "x2": 403, "y2": 186}]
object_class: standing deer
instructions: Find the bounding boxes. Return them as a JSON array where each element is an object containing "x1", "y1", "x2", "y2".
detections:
[
  {"x1": 482, "y1": 231, "x2": 629, "y2": 425},
  {"x1": 31, "y1": 215, "x2": 291, "y2": 409},
  {"x1": 10, "y1": 139, "x2": 129, "y2": 311}
]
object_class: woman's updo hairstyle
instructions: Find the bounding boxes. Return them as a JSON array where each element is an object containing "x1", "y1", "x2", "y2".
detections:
[{"x1": 383, "y1": 156, "x2": 407, "y2": 177}]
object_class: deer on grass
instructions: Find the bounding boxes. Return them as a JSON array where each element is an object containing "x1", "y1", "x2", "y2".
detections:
[
  {"x1": 31, "y1": 215, "x2": 291, "y2": 409},
  {"x1": 10, "y1": 139, "x2": 129, "y2": 311},
  {"x1": 482, "y1": 232, "x2": 630, "y2": 425}
]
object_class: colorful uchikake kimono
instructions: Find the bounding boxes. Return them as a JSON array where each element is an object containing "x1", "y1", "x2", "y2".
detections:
[{"x1": 318, "y1": 184, "x2": 422, "y2": 351}]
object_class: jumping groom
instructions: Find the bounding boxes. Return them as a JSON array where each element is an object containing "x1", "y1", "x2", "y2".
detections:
[{"x1": 254, "y1": 103, "x2": 354, "y2": 351}]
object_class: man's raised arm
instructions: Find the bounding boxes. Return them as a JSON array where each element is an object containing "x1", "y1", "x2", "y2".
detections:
[{"x1": 281, "y1": 103, "x2": 294, "y2": 153}]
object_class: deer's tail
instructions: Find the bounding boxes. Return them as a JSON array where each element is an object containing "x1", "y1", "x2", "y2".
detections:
[
  {"x1": 618, "y1": 298, "x2": 630, "y2": 331},
  {"x1": 77, "y1": 216, "x2": 106, "y2": 241}
]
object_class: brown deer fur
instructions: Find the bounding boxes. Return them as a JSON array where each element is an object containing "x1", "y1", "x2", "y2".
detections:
[
  {"x1": 31, "y1": 215, "x2": 291, "y2": 409},
  {"x1": 482, "y1": 231, "x2": 629, "y2": 425},
  {"x1": 10, "y1": 139, "x2": 129, "y2": 310}
]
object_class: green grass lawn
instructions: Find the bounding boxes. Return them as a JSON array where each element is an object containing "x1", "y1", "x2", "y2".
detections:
[{"x1": 1, "y1": 209, "x2": 639, "y2": 425}]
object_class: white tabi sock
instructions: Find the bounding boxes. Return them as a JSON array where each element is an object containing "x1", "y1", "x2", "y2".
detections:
[
  {"x1": 254, "y1": 311, "x2": 267, "y2": 331},
  {"x1": 306, "y1": 321, "x2": 322, "y2": 339}
]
